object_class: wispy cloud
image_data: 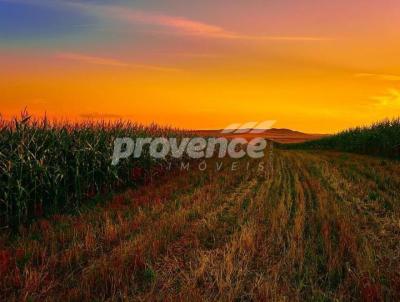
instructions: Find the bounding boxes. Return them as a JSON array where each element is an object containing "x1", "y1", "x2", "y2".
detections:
[
  {"x1": 80, "y1": 112, "x2": 141, "y2": 120},
  {"x1": 72, "y1": 3, "x2": 330, "y2": 42},
  {"x1": 113, "y1": 8, "x2": 329, "y2": 41},
  {"x1": 56, "y1": 52, "x2": 129, "y2": 67},
  {"x1": 371, "y1": 89, "x2": 400, "y2": 106},
  {"x1": 167, "y1": 52, "x2": 221, "y2": 58},
  {"x1": 3, "y1": 1, "x2": 331, "y2": 41},
  {"x1": 80, "y1": 113, "x2": 124, "y2": 119},
  {"x1": 56, "y1": 52, "x2": 181, "y2": 72},
  {"x1": 355, "y1": 73, "x2": 400, "y2": 81}
]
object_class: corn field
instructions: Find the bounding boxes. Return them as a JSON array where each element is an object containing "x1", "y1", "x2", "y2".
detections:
[
  {"x1": 0, "y1": 112, "x2": 185, "y2": 228},
  {"x1": 1, "y1": 148, "x2": 400, "y2": 300},
  {"x1": 285, "y1": 118, "x2": 400, "y2": 158}
]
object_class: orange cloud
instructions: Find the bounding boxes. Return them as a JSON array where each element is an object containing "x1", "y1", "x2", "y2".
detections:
[
  {"x1": 355, "y1": 73, "x2": 400, "y2": 81},
  {"x1": 55, "y1": 52, "x2": 181, "y2": 72},
  {"x1": 56, "y1": 52, "x2": 129, "y2": 67},
  {"x1": 371, "y1": 89, "x2": 400, "y2": 106},
  {"x1": 75, "y1": 3, "x2": 330, "y2": 42},
  {"x1": 119, "y1": 9, "x2": 226, "y2": 36},
  {"x1": 115, "y1": 8, "x2": 329, "y2": 41},
  {"x1": 80, "y1": 113, "x2": 125, "y2": 119}
]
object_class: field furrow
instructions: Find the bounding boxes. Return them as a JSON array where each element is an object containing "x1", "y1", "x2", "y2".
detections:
[{"x1": 1, "y1": 150, "x2": 399, "y2": 301}]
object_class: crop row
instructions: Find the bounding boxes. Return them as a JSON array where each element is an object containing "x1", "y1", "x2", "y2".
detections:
[
  {"x1": 0, "y1": 112, "x2": 188, "y2": 227},
  {"x1": 284, "y1": 118, "x2": 400, "y2": 158}
]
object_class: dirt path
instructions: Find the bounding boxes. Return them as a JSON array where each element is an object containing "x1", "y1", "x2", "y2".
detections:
[{"x1": 1, "y1": 151, "x2": 399, "y2": 301}]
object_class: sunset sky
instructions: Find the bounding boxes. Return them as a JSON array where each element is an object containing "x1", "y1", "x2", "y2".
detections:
[{"x1": 1, "y1": 0, "x2": 400, "y2": 133}]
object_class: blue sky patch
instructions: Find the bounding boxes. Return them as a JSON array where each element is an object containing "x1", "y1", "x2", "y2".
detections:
[{"x1": 0, "y1": 1, "x2": 95, "y2": 40}]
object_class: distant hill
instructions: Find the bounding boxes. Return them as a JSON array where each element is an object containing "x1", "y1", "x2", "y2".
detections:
[{"x1": 193, "y1": 128, "x2": 327, "y2": 144}]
